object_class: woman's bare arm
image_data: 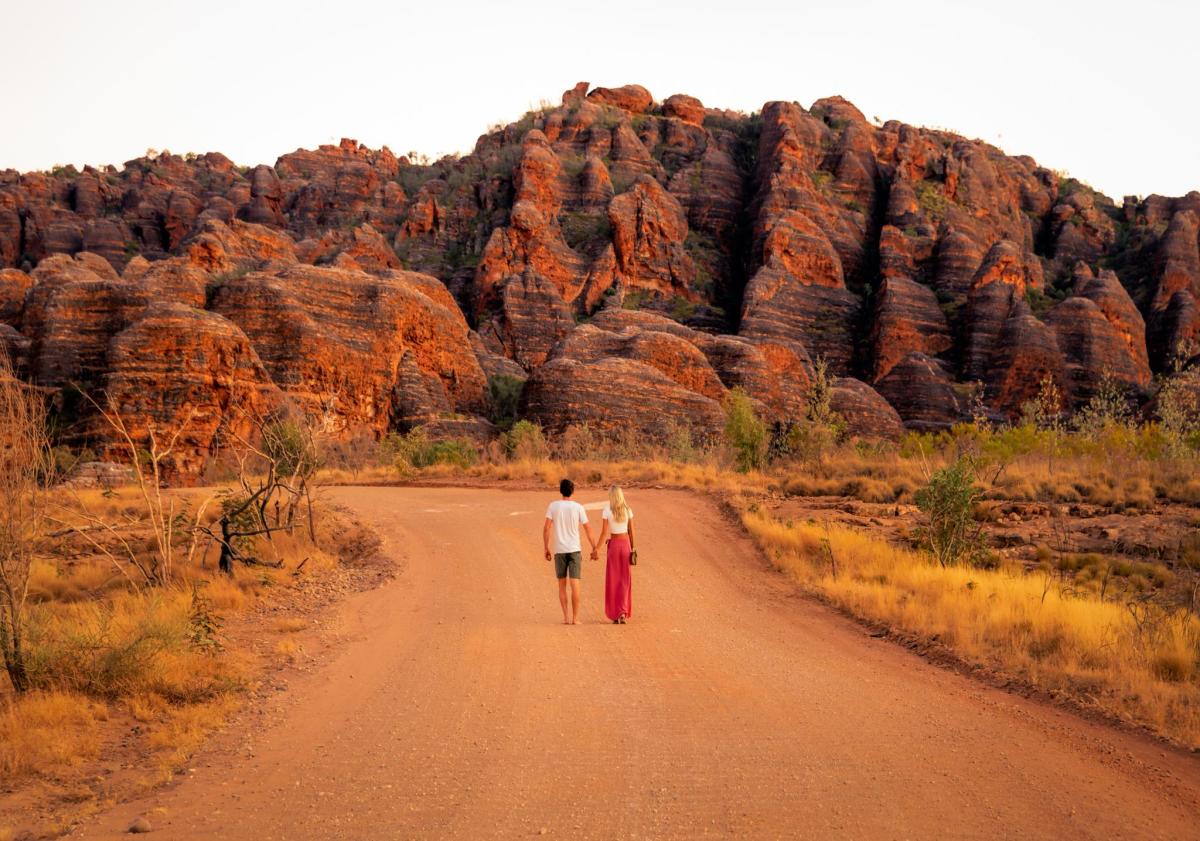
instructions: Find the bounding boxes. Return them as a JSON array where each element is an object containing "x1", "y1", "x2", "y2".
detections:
[
  {"x1": 627, "y1": 517, "x2": 636, "y2": 551},
  {"x1": 595, "y1": 520, "x2": 610, "y2": 557}
]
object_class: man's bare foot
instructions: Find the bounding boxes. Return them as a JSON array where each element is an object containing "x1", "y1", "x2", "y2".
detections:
[{"x1": 572, "y1": 618, "x2": 582, "y2": 625}]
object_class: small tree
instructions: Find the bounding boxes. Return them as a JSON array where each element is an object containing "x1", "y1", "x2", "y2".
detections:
[
  {"x1": 1072, "y1": 372, "x2": 1134, "y2": 437},
  {"x1": 774, "y1": 357, "x2": 845, "y2": 463},
  {"x1": 914, "y1": 457, "x2": 987, "y2": 568},
  {"x1": 76, "y1": 398, "x2": 208, "y2": 586},
  {"x1": 0, "y1": 352, "x2": 50, "y2": 692},
  {"x1": 210, "y1": 414, "x2": 323, "y2": 575},
  {"x1": 723, "y1": 387, "x2": 767, "y2": 472},
  {"x1": 1020, "y1": 374, "x2": 1065, "y2": 434},
  {"x1": 1156, "y1": 341, "x2": 1200, "y2": 457}
]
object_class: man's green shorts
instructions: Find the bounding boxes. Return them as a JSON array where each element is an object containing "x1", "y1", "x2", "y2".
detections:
[{"x1": 554, "y1": 551, "x2": 583, "y2": 580}]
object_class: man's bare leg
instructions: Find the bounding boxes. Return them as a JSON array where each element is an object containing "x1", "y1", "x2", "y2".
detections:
[
  {"x1": 557, "y1": 578, "x2": 570, "y2": 624},
  {"x1": 570, "y1": 579, "x2": 582, "y2": 624}
]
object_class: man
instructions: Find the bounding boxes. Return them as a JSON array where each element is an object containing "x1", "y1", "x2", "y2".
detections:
[{"x1": 543, "y1": 478, "x2": 597, "y2": 625}]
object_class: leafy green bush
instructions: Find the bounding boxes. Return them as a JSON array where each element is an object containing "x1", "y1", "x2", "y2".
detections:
[
  {"x1": 1156, "y1": 352, "x2": 1200, "y2": 456},
  {"x1": 914, "y1": 457, "x2": 987, "y2": 568},
  {"x1": 723, "y1": 388, "x2": 767, "y2": 472},
  {"x1": 380, "y1": 428, "x2": 479, "y2": 470},
  {"x1": 47, "y1": 445, "x2": 96, "y2": 482},
  {"x1": 487, "y1": 375, "x2": 525, "y2": 431},
  {"x1": 669, "y1": 296, "x2": 697, "y2": 322},
  {"x1": 560, "y1": 212, "x2": 612, "y2": 254},
  {"x1": 428, "y1": 438, "x2": 479, "y2": 469},
  {"x1": 261, "y1": 419, "x2": 322, "y2": 478},
  {"x1": 622, "y1": 289, "x2": 649, "y2": 310},
  {"x1": 773, "y1": 357, "x2": 845, "y2": 463},
  {"x1": 915, "y1": 180, "x2": 948, "y2": 219},
  {"x1": 504, "y1": 420, "x2": 548, "y2": 462}
]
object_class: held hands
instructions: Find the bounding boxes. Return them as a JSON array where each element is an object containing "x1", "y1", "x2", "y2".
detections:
[{"x1": 590, "y1": 546, "x2": 599, "y2": 561}]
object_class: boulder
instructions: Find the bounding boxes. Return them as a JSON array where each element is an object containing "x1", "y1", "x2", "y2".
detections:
[
  {"x1": 552, "y1": 323, "x2": 726, "y2": 401},
  {"x1": 662, "y1": 94, "x2": 706, "y2": 126},
  {"x1": 876, "y1": 352, "x2": 967, "y2": 430},
  {"x1": 102, "y1": 303, "x2": 283, "y2": 480},
  {"x1": 586, "y1": 85, "x2": 654, "y2": 114},
  {"x1": 830, "y1": 378, "x2": 905, "y2": 440},
  {"x1": 209, "y1": 264, "x2": 487, "y2": 433},
  {"x1": 522, "y1": 356, "x2": 724, "y2": 438}
]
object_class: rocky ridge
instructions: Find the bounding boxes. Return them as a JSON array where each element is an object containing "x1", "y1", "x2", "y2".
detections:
[{"x1": 1, "y1": 82, "x2": 1196, "y2": 474}]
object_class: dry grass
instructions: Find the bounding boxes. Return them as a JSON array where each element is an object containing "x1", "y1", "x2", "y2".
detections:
[
  {"x1": 144, "y1": 695, "x2": 239, "y2": 768},
  {"x1": 23, "y1": 589, "x2": 242, "y2": 701},
  {"x1": 271, "y1": 617, "x2": 309, "y2": 633},
  {"x1": 328, "y1": 421, "x2": 1200, "y2": 513},
  {"x1": 322, "y1": 457, "x2": 766, "y2": 497},
  {"x1": 1, "y1": 483, "x2": 357, "y2": 792},
  {"x1": 0, "y1": 692, "x2": 107, "y2": 779},
  {"x1": 741, "y1": 507, "x2": 1200, "y2": 747}
]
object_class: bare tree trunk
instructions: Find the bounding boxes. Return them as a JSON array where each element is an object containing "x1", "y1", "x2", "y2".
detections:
[
  {"x1": 1, "y1": 614, "x2": 29, "y2": 692},
  {"x1": 304, "y1": 482, "x2": 317, "y2": 545},
  {"x1": 0, "y1": 349, "x2": 48, "y2": 693},
  {"x1": 219, "y1": 515, "x2": 236, "y2": 575}
]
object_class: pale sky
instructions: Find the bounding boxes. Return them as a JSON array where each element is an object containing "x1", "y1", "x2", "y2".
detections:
[{"x1": 2, "y1": 0, "x2": 1196, "y2": 202}]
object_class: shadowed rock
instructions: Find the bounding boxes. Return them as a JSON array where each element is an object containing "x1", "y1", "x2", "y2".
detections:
[{"x1": 876, "y1": 352, "x2": 966, "y2": 430}]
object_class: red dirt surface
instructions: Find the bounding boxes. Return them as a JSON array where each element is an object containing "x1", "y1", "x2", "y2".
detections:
[{"x1": 69, "y1": 487, "x2": 1200, "y2": 840}]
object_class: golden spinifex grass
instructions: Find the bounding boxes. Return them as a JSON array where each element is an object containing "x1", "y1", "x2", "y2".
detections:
[
  {"x1": 0, "y1": 691, "x2": 105, "y2": 779},
  {"x1": 740, "y1": 508, "x2": 1200, "y2": 747}
]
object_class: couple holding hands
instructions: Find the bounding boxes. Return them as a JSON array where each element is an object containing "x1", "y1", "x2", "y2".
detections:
[{"x1": 542, "y1": 479, "x2": 636, "y2": 625}]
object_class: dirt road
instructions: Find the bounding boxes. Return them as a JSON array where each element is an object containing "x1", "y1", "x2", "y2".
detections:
[{"x1": 71, "y1": 487, "x2": 1200, "y2": 840}]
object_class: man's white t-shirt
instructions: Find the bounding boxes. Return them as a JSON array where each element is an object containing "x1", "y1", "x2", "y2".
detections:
[{"x1": 546, "y1": 499, "x2": 589, "y2": 554}]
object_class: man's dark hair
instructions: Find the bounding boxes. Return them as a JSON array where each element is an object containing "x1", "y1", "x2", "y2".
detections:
[{"x1": 559, "y1": 478, "x2": 575, "y2": 497}]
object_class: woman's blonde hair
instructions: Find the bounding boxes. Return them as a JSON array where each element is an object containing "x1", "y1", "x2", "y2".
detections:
[{"x1": 608, "y1": 485, "x2": 629, "y2": 524}]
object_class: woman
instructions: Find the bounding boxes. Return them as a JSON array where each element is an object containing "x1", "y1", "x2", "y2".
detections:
[{"x1": 596, "y1": 484, "x2": 635, "y2": 624}]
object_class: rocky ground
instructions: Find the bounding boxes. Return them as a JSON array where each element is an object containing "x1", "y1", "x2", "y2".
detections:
[{"x1": 1, "y1": 82, "x2": 1198, "y2": 478}]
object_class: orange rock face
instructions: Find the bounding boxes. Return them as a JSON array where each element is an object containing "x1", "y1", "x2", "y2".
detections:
[
  {"x1": 522, "y1": 356, "x2": 725, "y2": 440},
  {"x1": 0, "y1": 83, "x2": 1196, "y2": 460},
  {"x1": 607, "y1": 176, "x2": 696, "y2": 298},
  {"x1": 869, "y1": 276, "x2": 952, "y2": 381},
  {"x1": 209, "y1": 264, "x2": 487, "y2": 432},
  {"x1": 586, "y1": 85, "x2": 654, "y2": 114},
  {"x1": 0, "y1": 268, "x2": 32, "y2": 325},
  {"x1": 102, "y1": 303, "x2": 283, "y2": 481}
]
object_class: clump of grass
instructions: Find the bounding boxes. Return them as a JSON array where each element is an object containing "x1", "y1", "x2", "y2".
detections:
[
  {"x1": 22, "y1": 589, "x2": 242, "y2": 702},
  {"x1": 144, "y1": 694, "x2": 240, "y2": 769},
  {"x1": 0, "y1": 692, "x2": 107, "y2": 781},
  {"x1": 271, "y1": 617, "x2": 309, "y2": 634}
]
